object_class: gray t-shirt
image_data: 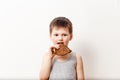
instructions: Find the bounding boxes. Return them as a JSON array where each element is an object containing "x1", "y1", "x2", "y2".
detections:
[{"x1": 49, "y1": 52, "x2": 77, "y2": 80}]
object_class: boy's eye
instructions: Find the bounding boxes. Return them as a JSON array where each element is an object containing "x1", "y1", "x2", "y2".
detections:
[
  {"x1": 54, "y1": 34, "x2": 58, "y2": 36},
  {"x1": 63, "y1": 34, "x2": 68, "y2": 36}
]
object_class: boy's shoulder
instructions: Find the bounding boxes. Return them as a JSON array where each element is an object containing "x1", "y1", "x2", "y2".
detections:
[{"x1": 74, "y1": 53, "x2": 82, "y2": 60}]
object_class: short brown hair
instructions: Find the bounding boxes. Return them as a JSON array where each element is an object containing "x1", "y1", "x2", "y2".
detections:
[{"x1": 49, "y1": 17, "x2": 73, "y2": 34}]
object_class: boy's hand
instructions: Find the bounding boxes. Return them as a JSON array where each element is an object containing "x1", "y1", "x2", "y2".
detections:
[{"x1": 49, "y1": 45, "x2": 60, "y2": 59}]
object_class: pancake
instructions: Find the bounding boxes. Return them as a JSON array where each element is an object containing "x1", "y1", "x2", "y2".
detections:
[{"x1": 52, "y1": 44, "x2": 71, "y2": 56}]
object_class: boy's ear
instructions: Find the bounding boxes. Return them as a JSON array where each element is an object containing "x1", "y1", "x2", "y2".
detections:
[
  {"x1": 50, "y1": 34, "x2": 52, "y2": 40},
  {"x1": 70, "y1": 34, "x2": 73, "y2": 41}
]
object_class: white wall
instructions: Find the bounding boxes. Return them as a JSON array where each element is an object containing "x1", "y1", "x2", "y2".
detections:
[{"x1": 0, "y1": 0, "x2": 120, "y2": 79}]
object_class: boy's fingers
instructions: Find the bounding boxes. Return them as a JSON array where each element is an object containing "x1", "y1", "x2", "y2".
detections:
[
  {"x1": 50, "y1": 45, "x2": 60, "y2": 52},
  {"x1": 53, "y1": 45, "x2": 60, "y2": 49},
  {"x1": 49, "y1": 45, "x2": 60, "y2": 58},
  {"x1": 49, "y1": 46, "x2": 56, "y2": 57}
]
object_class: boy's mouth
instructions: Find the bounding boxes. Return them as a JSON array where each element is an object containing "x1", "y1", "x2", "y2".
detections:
[{"x1": 57, "y1": 42, "x2": 64, "y2": 45}]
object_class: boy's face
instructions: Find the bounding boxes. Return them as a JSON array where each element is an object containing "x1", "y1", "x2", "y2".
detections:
[{"x1": 50, "y1": 26, "x2": 72, "y2": 46}]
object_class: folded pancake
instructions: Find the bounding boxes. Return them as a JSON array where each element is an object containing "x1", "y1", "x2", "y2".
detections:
[{"x1": 52, "y1": 44, "x2": 71, "y2": 56}]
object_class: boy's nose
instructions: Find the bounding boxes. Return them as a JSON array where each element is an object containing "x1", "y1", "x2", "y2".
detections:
[{"x1": 58, "y1": 36, "x2": 63, "y2": 40}]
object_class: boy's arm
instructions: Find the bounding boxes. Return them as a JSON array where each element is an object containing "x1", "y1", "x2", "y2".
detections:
[
  {"x1": 39, "y1": 53, "x2": 53, "y2": 80},
  {"x1": 76, "y1": 54, "x2": 84, "y2": 80}
]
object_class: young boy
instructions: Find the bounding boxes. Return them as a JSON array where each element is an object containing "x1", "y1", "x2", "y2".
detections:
[{"x1": 40, "y1": 17, "x2": 84, "y2": 80}]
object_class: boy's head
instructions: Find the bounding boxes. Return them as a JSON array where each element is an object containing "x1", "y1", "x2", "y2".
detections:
[
  {"x1": 49, "y1": 17, "x2": 73, "y2": 34},
  {"x1": 49, "y1": 17, "x2": 73, "y2": 46}
]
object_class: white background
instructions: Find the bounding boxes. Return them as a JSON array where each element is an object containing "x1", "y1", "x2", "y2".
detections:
[{"x1": 0, "y1": 0, "x2": 120, "y2": 79}]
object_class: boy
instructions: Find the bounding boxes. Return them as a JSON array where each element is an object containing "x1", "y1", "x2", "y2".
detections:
[{"x1": 40, "y1": 17, "x2": 84, "y2": 80}]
